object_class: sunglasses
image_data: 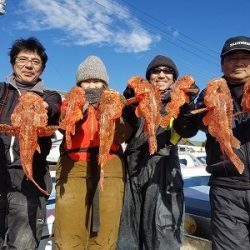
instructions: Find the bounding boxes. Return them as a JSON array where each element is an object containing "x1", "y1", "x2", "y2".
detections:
[{"x1": 150, "y1": 67, "x2": 174, "y2": 75}]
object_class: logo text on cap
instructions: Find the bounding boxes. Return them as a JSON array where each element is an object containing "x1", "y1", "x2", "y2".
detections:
[{"x1": 230, "y1": 41, "x2": 250, "y2": 47}]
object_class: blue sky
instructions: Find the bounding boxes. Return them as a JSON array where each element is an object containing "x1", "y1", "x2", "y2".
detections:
[{"x1": 0, "y1": 0, "x2": 249, "y2": 141}]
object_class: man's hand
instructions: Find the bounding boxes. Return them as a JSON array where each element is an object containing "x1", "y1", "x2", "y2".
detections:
[{"x1": 188, "y1": 82, "x2": 200, "y2": 102}]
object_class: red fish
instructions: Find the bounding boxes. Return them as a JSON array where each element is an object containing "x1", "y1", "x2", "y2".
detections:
[{"x1": 0, "y1": 92, "x2": 58, "y2": 195}]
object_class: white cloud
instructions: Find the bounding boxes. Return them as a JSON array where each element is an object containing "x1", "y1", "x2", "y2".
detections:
[{"x1": 15, "y1": 0, "x2": 160, "y2": 53}]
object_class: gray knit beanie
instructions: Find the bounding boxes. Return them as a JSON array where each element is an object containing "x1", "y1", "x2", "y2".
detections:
[
  {"x1": 76, "y1": 55, "x2": 109, "y2": 85},
  {"x1": 145, "y1": 55, "x2": 179, "y2": 81}
]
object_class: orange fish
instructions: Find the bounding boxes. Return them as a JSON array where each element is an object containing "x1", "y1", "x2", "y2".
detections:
[
  {"x1": 161, "y1": 75, "x2": 196, "y2": 128},
  {"x1": 0, "y1": 92, "x2": 58, "y2": 195},
  {"x1": 203, "y1": 78, "x2": 244, "y2": 174},
  {"x1": 241, "y1": 79, "x2": 250, "y2": 112},
  {"x1": 127, "y1": 76, "x2": 161, "y2": 155},
  {"x1": 59, "y1": 86, "x2": 85, "y2": 149},
  {"x1": 98, "y1": 89, "x2": 124, "y2": 189}
]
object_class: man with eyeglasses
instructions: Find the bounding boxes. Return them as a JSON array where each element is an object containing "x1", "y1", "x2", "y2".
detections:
[
  {"x1": 0, "y1": 37, "x2": 61, "y2": 249},
  {"x1": 117, "y1": 55, "x2": 199, "y2": 250}
]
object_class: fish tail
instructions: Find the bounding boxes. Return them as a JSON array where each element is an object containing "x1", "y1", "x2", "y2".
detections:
[
  {"x1": 27, "y1": 176, "x2": 50, "y2": 196},
  {"x1": 99, "y1": 167, "x2": 105, "y2": 191},
  {"x1": 148, "y1": 135, "x2": 157, "y2": 155},
  {"x1": 231, "y1": 156, "x2": 245, "y2": 174},
  {"x1": 65, "y1": 131, "x2": 72, "y2": 149}
]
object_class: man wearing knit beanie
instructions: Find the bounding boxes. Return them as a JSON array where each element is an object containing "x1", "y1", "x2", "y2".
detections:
[
  {"x1": 145, "y1": 55, "x2": 179, "y2": 96},
  {"x1": 55, "y1": 55, "x2": 132, "y2": 249},
  {"x1": 123, "y1": 54, "x2": 179, "y2": 100},
  {"x1": 118, "y1": 54, "x2": 199, "y2": 250},
  {"x1": 146, "y1": 54, "x2": 179, "y2": 81}
]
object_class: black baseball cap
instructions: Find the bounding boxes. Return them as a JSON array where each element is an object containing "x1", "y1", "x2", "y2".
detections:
[{"x1": 220, "y1": 36, "x2": 250, "y2": 57}]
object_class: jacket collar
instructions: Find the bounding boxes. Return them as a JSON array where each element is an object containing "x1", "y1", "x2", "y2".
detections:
[
  {"x1": 222, "y1": 76, "x2": 244, "y2": 99},
  {"x1": 6, "y1": 73, "x2": 44, "y2": 94}
]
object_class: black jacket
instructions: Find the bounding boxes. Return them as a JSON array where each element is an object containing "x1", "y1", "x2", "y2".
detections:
[
  {"x1": 122, "y1": 88, "x2": 198, "y2": 184},
  {"x1": 0, "y1": 75, "x2": 61, "y2": 195},
  {"x1": 117, "y1": 88, "x2": 198, "y2": 250},
  {"x1": 195, "y1": 80, "x2": 250, "y2": 189}
]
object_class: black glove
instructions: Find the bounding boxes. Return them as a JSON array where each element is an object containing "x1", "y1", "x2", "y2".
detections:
[
  {"x1": 188, "y1": 82, "x2": 200, "y2": 102},
  {"x1": 193, "y1": 89, "x2": 208, "y2": 132},
  {"x1": 123, "y1": 86, "x2": 135, "y2": 99},
  {"x1": 173, "y1": 114, "x2": 198, "y2": 138},
  {"x1": 122, "y1": 87, "x2": 139, "y2": 128},
  {"x1": 195, "y1": 89, "x2": 206, "y2": 109},
  {"x1": 178, "y1": 82, "x2": 199, "y2": 114}
]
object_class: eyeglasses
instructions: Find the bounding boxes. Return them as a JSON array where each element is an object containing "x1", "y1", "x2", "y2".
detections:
[
  {"x1": 151, "y1": 67, "x2": 174, "y2": 75},
  {"x1": 15, "y1": 57, "x2": 42, "y2": 67}
]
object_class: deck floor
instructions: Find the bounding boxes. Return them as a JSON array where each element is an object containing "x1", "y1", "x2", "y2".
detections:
[{"x1": 181, "y1": 235, "x2": 212, "y2": 250}]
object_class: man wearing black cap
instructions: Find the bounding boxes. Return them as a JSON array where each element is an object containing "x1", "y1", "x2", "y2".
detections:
[
  {"x1": 195, "y1": 36, "x2": 250, "y2": 250},
  {"x1": 117, "y1": 55, "x2": 199, "y2": 250}
]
